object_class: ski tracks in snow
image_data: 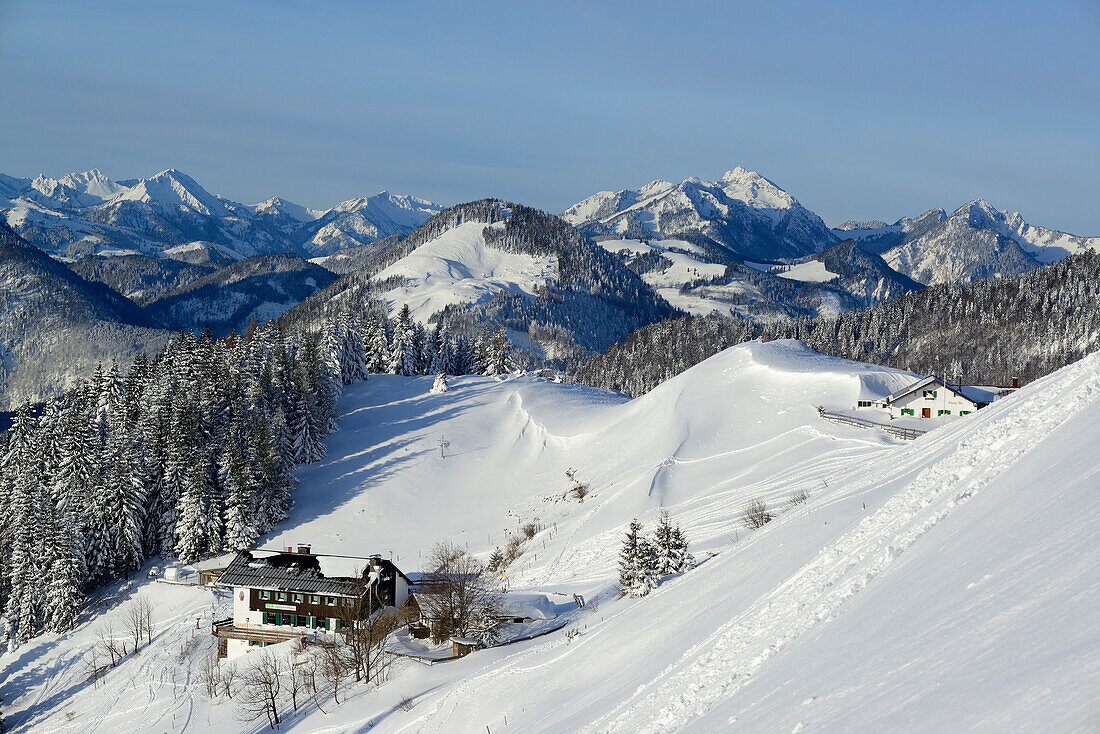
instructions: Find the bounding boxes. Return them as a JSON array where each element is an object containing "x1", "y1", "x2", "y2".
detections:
[{"x1": 582, "y1": 362, "x2": 1100, "y2": 733}]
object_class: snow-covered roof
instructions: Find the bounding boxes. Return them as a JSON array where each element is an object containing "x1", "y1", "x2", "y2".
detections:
[
  {"x1": 885, "y1": 376, "x2": 999, "y2": 407},
  {"x1": 217, "y1": 549, "x2": 409, "y2": 595},
  {"x1": 192, "y1": 552, "x2": 237, "y2": 572},
  {"x1": 500, "y1": 593, "x2": 558, "y2": 621},
  {"x1": 451, "y1": 637, "x2": 479, "y2": 646},
  {"x1": 959, "y1": 385, "x2": 1015, "y2": 404},
  {"x1": 885, "y1": 376, "x2": 942, "y2": 403}
]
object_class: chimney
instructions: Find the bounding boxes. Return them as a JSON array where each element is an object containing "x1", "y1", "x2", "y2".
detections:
[
  {"x1": 296, "y1": 544, "x2": 312, "y2": 555},
  {"x1": 1012, "y1": 377, "x2": 1019, "y2": 389}
]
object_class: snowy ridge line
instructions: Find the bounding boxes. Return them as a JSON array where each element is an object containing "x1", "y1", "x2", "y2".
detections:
[{"x1": 583, "y1": 356, "x2": 1100, "y2": 733}]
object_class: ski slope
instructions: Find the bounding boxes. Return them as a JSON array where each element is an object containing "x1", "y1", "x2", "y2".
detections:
[
  {"x1": 3, "y1": 341, "x2": 1098, "y2": 732},
  {"x1": 373, "y1": 221, "x2": 557, "y2": 322}
]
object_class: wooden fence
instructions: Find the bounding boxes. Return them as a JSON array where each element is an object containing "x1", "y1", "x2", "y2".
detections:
[{"x1": 818, "y1": 408, "x2": 927, "y2": 441}]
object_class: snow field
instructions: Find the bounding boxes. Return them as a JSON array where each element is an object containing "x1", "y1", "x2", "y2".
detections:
[{"x1": 373, "y1": 221, "x2": 557, "y2": 323}]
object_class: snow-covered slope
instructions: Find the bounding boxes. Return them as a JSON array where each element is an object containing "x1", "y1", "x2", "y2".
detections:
[
  {"x1": 600, "y1": 236, "x2": 918, "y2": 321},
  {"x1": 565, "y1": 168, "x2": 839, "y2": 260},
  {"x1": 372, "y1": 220, "x2": 557, "y2": 322},
  {"x1": 9, "y1": 340, "x2": 1097, "y2": 731},
  {"x1": 840, "y1": 200, "x2": 1100, "y2": 285},
  {"x1": 598, "y1": 238, "x2": 726, "y2": 316}
]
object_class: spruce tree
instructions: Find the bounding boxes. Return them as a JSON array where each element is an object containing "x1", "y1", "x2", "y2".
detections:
[
  {"x1": 618, "y1": 519, "x2": 657, "y2": 597},
  {"x1": 389, "y1": 304, "x2": 419, "y2": 376},
  {"x1": 653, "y1": 510, "x2": 695, "y2": 575},
  {"x1": 487, "y1": 327, "x2": 512, "y2": 376}
]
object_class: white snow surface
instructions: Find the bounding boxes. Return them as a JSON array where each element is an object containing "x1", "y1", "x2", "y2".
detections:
[
  {"x1": 3, "y1": 341, "x2": 1099, "y2": 732},
  {"x1": 373, "y1": 221, "x2": 556, "y2": 322},
  {"x1": 776, "y1": 260, "x2": 839, "y2": 283},
  {"x1": 599, "y1": 238, "x2": 728, "y2": 316}
]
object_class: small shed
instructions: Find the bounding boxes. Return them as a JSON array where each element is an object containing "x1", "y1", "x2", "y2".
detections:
[
  {"x1": 194, "y1": 552, "x2": 237, "y2": 586},
  {"x1": 451, "y1": 637, "x2": 478, "y2": 658},
  {"x1": 163, "y1": 564, "x2": 197, "y2": 584},
  {"x1": 499, "y1": 593, "x2": 558, "y2": 624}
]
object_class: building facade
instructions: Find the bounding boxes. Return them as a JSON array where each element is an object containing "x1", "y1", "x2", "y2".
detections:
[
  {"x1": 881, "y1": 376, "x2": 981, "y2": 419},
  {"x1": 214, "y1": 545, "x2": 410, "y2": 660}
]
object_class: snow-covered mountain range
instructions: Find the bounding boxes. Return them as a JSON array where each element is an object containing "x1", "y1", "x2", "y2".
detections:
[
  {"x1": 563, "y1": 167, "x2": 840, "y2": 260},
  {"x1": 0, "y1": 168, "x2": 444, "y2": 261},
  {"x1": 836, "y1": 199, "x2": 1100, "y2": 285}
]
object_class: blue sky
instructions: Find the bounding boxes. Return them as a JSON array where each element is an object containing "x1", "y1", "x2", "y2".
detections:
[{"x1": 1, "y1": 1, "x2": 1097, "y2": 233}]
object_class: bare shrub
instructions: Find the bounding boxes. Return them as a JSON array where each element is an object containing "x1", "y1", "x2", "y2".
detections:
[
  {"x1": 222, "y1": 660, "x2": 239, "y2": 699},
  {"x1": 236, "y1": 652, "x2": 284, "y2": 729},
  {"x1": 321, "y1": 643, "x2": 351, "y2": 705},
  {"x1": 521, "y1": 521, "x2": 542, "y2": 540},
  {"x1": 396, "y1": 695, "x2": 415, "y2": 712},
  {"x1": 84, "y1": 645, "x2": 105, "y2": 687},
  {"x1": 503, "y1": 535, "x2": 524, "y2": 565},
  {"x1": 565, "y1": 467, "x2": 590, "y2": 501},
  {"x1": 741, "y1": 499, "x2": 773, "y2": 530},
  {"x1": 124, "y1": 602, "x2": 145, "y2": 652},
  {"x1": 786, "y1": 489, "x2": 809, "y2": 507},
  {"x1": 97, "y1": 622, "x2": 126, "y2": 667},
  {"x1": 419, "y1": 542, "x2": 503, "y2": 645},
  {"x1": 201, "y1": 653, "x2": 222, "y2": 698}
]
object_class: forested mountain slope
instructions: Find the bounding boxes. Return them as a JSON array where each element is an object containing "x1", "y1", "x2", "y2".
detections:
[
  {"x1": 0, "y1": 223, "x2": 169, "y2": 409},
  {"x1": 574, "y1": 250, "x2": 1100, "y2": 396},
  {"x1": 277, "y1": 200, "x2": 679, "y2": 365},
  {"x1": 69, "y1": 253, "x2": 217, "y2": 305},
  {"x1": 141, "y1": 254, "x2": 338, "y2": 336}
]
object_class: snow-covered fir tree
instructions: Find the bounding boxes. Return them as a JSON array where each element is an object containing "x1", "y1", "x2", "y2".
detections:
[
  {"x1": 431, "y1": 371, "x2": 450, "y2": 394},
  {"x1": 389, "y1": 304, "x2": 421, "y2": 376},
  {"x1": 487, "y1": 327, "x2": 513, "y2": 376},
  {"x1": 653, "y1": 510, "x2": 695, "y2": 576},
  {"x1": 618, "y1": 518, "x2": 658, "y2": 597}
]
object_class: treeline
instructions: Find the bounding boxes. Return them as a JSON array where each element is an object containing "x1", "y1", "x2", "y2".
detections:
[
  {"x1": 0, "y1": 300, "x2": 512, "y2": 648},
  {"x1": 574, "y1": 250, "x2": 1100, "y2": 396}
]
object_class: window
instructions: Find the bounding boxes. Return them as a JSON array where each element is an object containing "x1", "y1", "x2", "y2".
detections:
[
  {"x1": 325, "y1": 597, "x2": 336, "y2": 606},
  {"x1": 276, "y1": 592, "x2": 287, "y2": 602},
  {"x1": 259, "y1": 590, "x2": 271, "y2": 600},
  {"x1": 292, "y1": 593, "x2": 304, "y2": 604},
  {"x1": 249, "y1": 640, "x2": 268, "y2": 647},
  {"x1": 310, "y1": 595, "x2": 320, "y2": 605},
  {"x1": 938, "y1": 409, "x2": 950, "y2": 416},
  {"x1": 263, "y1": 611, "x2": 272, "y2": 624},
  {"x1": 960, "y1": 410, "x2": 972, "y2": 416},
  {"x1": 901, "y1": 408, "x2": 914, "y2": 416},
  {"x1": 274, "y1": 613, "x2": 283, "y2": 625},
  {"x1": 857, "y1": 400, "x2": 872, "y2": 408},
  {"x1": 923, "y1": 390, "x2": 937, "y2": 398}
]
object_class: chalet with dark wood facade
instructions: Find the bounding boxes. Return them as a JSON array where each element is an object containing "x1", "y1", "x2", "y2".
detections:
[{"x1": 214, "y1": 544, "x2": 410, "y2": 660}]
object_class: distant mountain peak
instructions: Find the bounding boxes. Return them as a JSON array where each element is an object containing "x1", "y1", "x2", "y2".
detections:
[
  {"x1": 564, "y1": 168, "x2": 834, "y2": 260},
  {"x1": 715, "y1": 166, "x2": 794, "y2": 210}
]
